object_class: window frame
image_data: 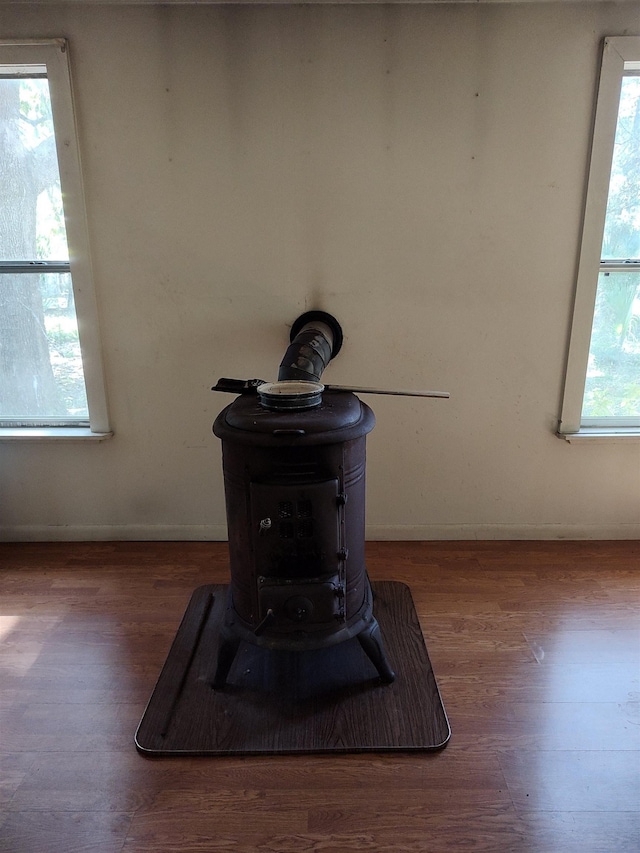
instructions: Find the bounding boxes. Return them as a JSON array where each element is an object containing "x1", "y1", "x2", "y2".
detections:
[
  {"x1": 0, "y1": 39, "x2": 110, "y2": 439},
  {"x1": 559, "y1": 36, "x2": 640, "y2": 441}
]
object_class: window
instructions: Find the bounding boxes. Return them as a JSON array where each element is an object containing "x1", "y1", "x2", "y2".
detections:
[
  {"x1": 560, "y1": 37, "x2": 640, "y2": 440},
  {"x1": 0, "y1": 39, "x2": 109, "y2": 437}
]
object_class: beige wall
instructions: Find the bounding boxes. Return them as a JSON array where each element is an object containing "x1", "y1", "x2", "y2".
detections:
[{"x1": 1, "y1": 2, "x2": 639, "y2": 540}]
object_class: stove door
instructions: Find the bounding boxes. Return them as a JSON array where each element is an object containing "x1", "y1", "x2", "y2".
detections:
[{"x1": 250, "y1": 478, "x2": 342, "y2": 582}]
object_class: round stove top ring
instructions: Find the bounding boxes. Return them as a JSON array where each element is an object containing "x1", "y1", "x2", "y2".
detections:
[{"x1": 257, "y1": 380, "x2": 324, "y2": 411}]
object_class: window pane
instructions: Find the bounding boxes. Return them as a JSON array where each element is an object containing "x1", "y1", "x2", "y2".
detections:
[
  {"x1": 0, "y1": 271, "x2": 89, "y2": 421},
  {"x1": 582, "y1": 270, "x2": 640, "y2": 419},
  {"x1": 0, "y1": 76, "x2": 70, "y2": 261},
  {"x1": 0, "y1": 62, "x2": 90, "y2": 427},
  {"x1": 601, "y1": 75, "x2": 640, "y2": 261}
]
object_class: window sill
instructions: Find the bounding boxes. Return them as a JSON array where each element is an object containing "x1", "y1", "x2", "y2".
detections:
[
  {"x1": 0, "y1": 427, "x2": 113, "y2": 441},
  {"x1": 557, "y1": 428, "x2": 640, "y2": 444}
]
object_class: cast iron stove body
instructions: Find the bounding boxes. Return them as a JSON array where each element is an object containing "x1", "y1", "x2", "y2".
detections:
[{"x1": 212, "y1": 312, "x2": 395, "y2": 688}]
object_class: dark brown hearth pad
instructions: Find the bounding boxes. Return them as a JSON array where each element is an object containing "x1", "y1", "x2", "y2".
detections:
[{"x1": 135, "y1": 581, "x2": 450, "y2": 755}]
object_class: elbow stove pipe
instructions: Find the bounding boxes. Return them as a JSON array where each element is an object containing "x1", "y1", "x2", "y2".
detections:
[{"x1": 277, "y1": 311, "x2": 343, "y2": 383}]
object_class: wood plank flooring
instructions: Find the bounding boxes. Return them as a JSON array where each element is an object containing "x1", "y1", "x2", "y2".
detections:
[{"x1": 0, "y1": 540, "x2": 638, "y2": 852}]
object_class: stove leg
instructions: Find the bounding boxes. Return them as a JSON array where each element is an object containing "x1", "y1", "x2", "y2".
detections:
[
  {"x1": 212, "y1": 630, "x2": 240, "y2": 690},
  {"x1": 357, "y1": 618, "x2": 396, "y2": 683}
]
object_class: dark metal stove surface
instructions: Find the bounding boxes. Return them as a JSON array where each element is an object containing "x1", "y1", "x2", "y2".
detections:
[{"x1": 212, "y1": 388, "x2": 394, "y2": 686}]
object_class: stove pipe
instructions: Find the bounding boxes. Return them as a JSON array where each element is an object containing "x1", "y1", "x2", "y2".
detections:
[{"x1": 277, "y1": 310, "x2": 343, "y2": 383}]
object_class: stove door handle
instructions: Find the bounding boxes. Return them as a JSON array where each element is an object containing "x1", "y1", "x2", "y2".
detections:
[{"x1": 254, "y1": 608, "x2": 275, "y2": 636}]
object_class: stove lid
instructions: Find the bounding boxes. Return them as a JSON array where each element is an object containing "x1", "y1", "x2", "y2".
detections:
[{"x1": 214, "y1": 390, "x2": 375, "y2": 445}]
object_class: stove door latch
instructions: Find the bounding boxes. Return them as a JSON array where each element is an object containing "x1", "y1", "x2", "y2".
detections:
[{"x1": 253, "y1": 608, "x2": 275, "y2": 636}]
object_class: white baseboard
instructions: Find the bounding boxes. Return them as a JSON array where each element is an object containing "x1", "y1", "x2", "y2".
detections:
[
  {"x1": 0, "y1": 524, "x2": 228, "y2": 542},
  {"x1": 1, "y1": 522, "x2": 638, "y2": 542},
  {"x1": 366, "y1": 524, "x2": 640, "y2": 540}
]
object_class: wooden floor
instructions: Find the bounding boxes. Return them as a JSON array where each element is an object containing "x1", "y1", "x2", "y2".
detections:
[{"x1": 0, "y1": 541, "x2": 638, "y2": 853}]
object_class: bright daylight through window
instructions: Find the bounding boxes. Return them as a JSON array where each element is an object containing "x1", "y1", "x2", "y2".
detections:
[
  {"x1": 584, "y1": 75, "x2": 640, "y2": 422},
  {"x1": 0, "y1": 40, "x2": 109, "y2": 436},
  {"x1": 560, "y1": 37, "x2": 640, "y2": 438}
]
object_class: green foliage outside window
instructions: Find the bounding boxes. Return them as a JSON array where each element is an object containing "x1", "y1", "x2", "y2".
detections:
[{"x1": 583, "y1": 75, "x2": 640, "y2": 420}]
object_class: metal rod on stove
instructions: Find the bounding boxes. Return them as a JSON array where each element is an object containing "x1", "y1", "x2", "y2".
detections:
[{"x1": 325, "y1": 385, "x2": 450, "y2": 399}]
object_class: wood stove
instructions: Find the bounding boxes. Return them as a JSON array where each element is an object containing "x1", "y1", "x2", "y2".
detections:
[{"x1": 211, "y1": 311, "x2": 395, "y2": 688}]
